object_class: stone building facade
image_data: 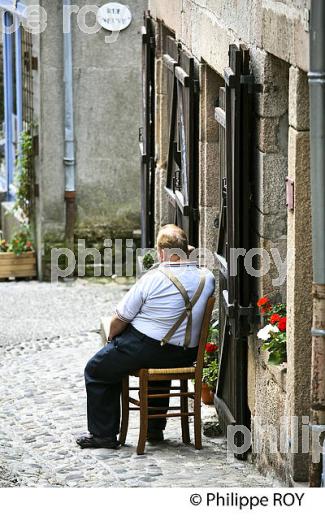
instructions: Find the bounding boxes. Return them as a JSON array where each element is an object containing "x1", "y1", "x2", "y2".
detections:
[
  {"x1": 35, "y1": 0, "x2": 146, "y2": 279},
  {"x1": 1, "y1": 0, "x2": 145, "y2": 278},
  {"x1": 147, "y1": 0, "x2": 312, "y2": 484}
]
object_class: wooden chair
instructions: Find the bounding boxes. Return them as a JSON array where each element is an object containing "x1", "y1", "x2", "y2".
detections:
[{"x1": 119, "y1": 296, "x2": 215, "y2": 455}]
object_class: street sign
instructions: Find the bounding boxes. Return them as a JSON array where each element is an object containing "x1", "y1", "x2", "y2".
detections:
[{"x1": 97, "y1": 2, "x2": 132, "y2": 32}]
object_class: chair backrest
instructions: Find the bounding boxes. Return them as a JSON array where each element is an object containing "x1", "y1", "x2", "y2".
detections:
[{"x1": 195, "y1": 296, "x2": 216, "y2": 378}]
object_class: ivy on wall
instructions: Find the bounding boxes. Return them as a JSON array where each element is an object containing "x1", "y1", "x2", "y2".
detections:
[{"x1": 14, "y1": 129, "x2": 33, "y2": 222}]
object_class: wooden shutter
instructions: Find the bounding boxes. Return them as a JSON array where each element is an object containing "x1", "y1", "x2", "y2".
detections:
[
  {"x1": 140, "y1": 11, "x2": 156, "y2": 248},
  {"x1": 163, "y1": 35, "x2": 200, "y2": 246},
  {"x1": 214, "y1": 44, "x2": 255, "y2": 459}
]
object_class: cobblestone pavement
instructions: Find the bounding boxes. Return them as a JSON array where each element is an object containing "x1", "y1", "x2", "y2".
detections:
[
  {"x1": 0, "y1": 280, "x2": 283, "y2": 487},
  {"x1": 0, "y1": 278, "x2": 133, "y2": 347}
]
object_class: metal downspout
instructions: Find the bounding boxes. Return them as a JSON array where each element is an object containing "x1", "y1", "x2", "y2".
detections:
[
  {"x1": 63, "y1": 0, "x2": 76, "y2": 249},
  {"x1": 308, "y1": 0, "x2": 325, "y2": 487}
]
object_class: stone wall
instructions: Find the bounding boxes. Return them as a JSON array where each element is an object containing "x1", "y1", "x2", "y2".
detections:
[
  {"x1": 149, "y1": 0, "x2": 310, "y2": 72},
  {"x1": 149, "y1": 0, "x2": 312, "y2": 483},
  {"x1": 285, "y1": 66, "x2": 312, "y2": 482},
  {"x1": 34, "y1": 0, "x2": 145, "y2": 279}
]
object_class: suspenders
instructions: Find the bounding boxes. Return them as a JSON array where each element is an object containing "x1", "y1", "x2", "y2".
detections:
[{"x1": 159, "y1": 267, "x2": 206, "y2": 348}]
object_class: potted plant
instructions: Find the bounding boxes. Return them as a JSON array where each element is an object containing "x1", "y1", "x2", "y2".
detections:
[
  {"x1": 201, "y1": 323, "x2": 219, "y2": 404},
  {"x1": 202, "y1": 357, "x2": 219, "y2": 404},
  {"x1": 257, "y1": 296, "x2": 287, "y2": 365},
  {"x1": 0, "y1": 227, "x2": 36, "y2": 280}
]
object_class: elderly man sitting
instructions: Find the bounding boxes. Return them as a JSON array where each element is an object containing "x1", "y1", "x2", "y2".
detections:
[{"x1": 76, "y1": 224, "x2": 215, "y2": 449}]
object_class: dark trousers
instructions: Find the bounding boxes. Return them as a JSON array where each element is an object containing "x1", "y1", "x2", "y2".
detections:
[{"x1": 84, "y1": 324, "x2": 198, "y2": 437}]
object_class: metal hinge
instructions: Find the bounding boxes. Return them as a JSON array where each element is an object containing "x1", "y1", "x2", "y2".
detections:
[
  {"x1": 240, "y1": 74, "x2": 256, "y2": 94},
  {"x1": 238, "y1": 305, "x2": 256, "y2": 321},
  {"x1": 240, "y1": 74, "x2": 262, "y2": 93},
  {"x1": 226, "y1": 301, "x2": 256, "y2": 323},
  {"x1": 240, "y1": 74, "x2": 254, "y2": 85}
]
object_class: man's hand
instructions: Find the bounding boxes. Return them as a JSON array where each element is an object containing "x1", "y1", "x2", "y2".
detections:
[{"x1": 108, "y1": 313, "x2": 129, "y2": 341}]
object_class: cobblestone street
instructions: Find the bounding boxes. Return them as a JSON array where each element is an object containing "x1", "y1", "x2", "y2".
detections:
[{"x1": 0, "y1": 280, "x2": 283, "y2": 487}]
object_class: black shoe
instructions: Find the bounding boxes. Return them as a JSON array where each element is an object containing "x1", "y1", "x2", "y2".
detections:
[
  {"x1": 76, "y1": 433, "x2": 120, "y2": 449},
  {"x1": 147, "y1": 430, "x2": 164, "y2": 442}
]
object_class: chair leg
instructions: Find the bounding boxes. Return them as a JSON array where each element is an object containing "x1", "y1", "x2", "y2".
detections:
[
  {"x1": 194, "y1": 382, "x2": 202, "y2": 450},
  {"x1": 137, "y1": 371, "x2": 148, "y2": 455},
  {"x1": 119, "y1": 376, "x2": 129, "y2": 446},
  {"x1": 180, "y1": 380, "x2": 190, "y2": 444}
]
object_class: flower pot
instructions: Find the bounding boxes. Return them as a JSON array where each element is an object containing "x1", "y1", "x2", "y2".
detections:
[
  {"x1": 201, "y1": 383, "x2": 215, "y2": 405},
  {"x1": 0, "y1": 251, "x2": 36, "y2": 279}
]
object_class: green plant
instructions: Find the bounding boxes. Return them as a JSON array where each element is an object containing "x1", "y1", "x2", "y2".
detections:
[
  {"x1": 8, "y1": 227, "x2": 34, "y2": 256},
  {"x1": 14, "y1": 129, "x2": 33, "y2": 221},
  {"x1": 207, "y1": 321, "x2": 219, "y2": 344},
  {"x1": 257, "y1": 296, "x2": 287, "y2": 365},
  {"x1": 202, "y1": 359, "x2": 219, "y2": 390},
  {"x1": 201, "y1": 320, "x2": 219, "y2": 391},
  {"x1": 142, "y1": 251, "x2": 155, "y2": 270},
  {"x1": 260, "y1": 330, "x2": 287, "y2": 365}
]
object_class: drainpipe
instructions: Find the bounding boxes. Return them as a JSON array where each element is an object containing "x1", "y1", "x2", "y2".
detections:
[
  {"x1": 63, "y1": 0, "x2": 76, "y2": 250},
  {"x1": 308, "y1": 0, "x2": 325, "y2": 487}
]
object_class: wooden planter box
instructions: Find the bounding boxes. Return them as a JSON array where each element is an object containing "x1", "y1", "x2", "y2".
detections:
[{"x1": 0, "y1": 252, "x2": 36, "y2": 279}]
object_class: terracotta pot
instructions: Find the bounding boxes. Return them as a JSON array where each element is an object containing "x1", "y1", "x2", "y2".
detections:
[{"x1": 201, "y1": 383, "x2": 215, "y2": 405}]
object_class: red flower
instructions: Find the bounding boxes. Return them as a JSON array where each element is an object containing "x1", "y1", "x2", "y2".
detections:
[
  {"x1": 257, "y1": 296, "x2": 270, "y2": 307},
  {"x1": 261, "y1": 304, "x2": 272, "y2": 314},
  {"x1": 205, "y1": 342, "x2": 218, "y2": 353},
  {"x1": 270, "y1": 313, "x2": 281, "y2": 325},
  {"x1": 257, "y1": 296, "x2": 272, "y2": 314},
  {"x1": 278, "y1": 317, "x2": 287, "y2": 332}
]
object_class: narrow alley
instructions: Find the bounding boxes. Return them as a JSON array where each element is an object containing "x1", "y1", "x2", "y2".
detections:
[{"x1": 0, "y1": 280, "x2": 282, "y2": 488}]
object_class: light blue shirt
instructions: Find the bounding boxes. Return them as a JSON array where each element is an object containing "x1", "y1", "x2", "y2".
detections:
[{"x1": 115, "y1": 261, "x2": 215, "y2": 348}]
